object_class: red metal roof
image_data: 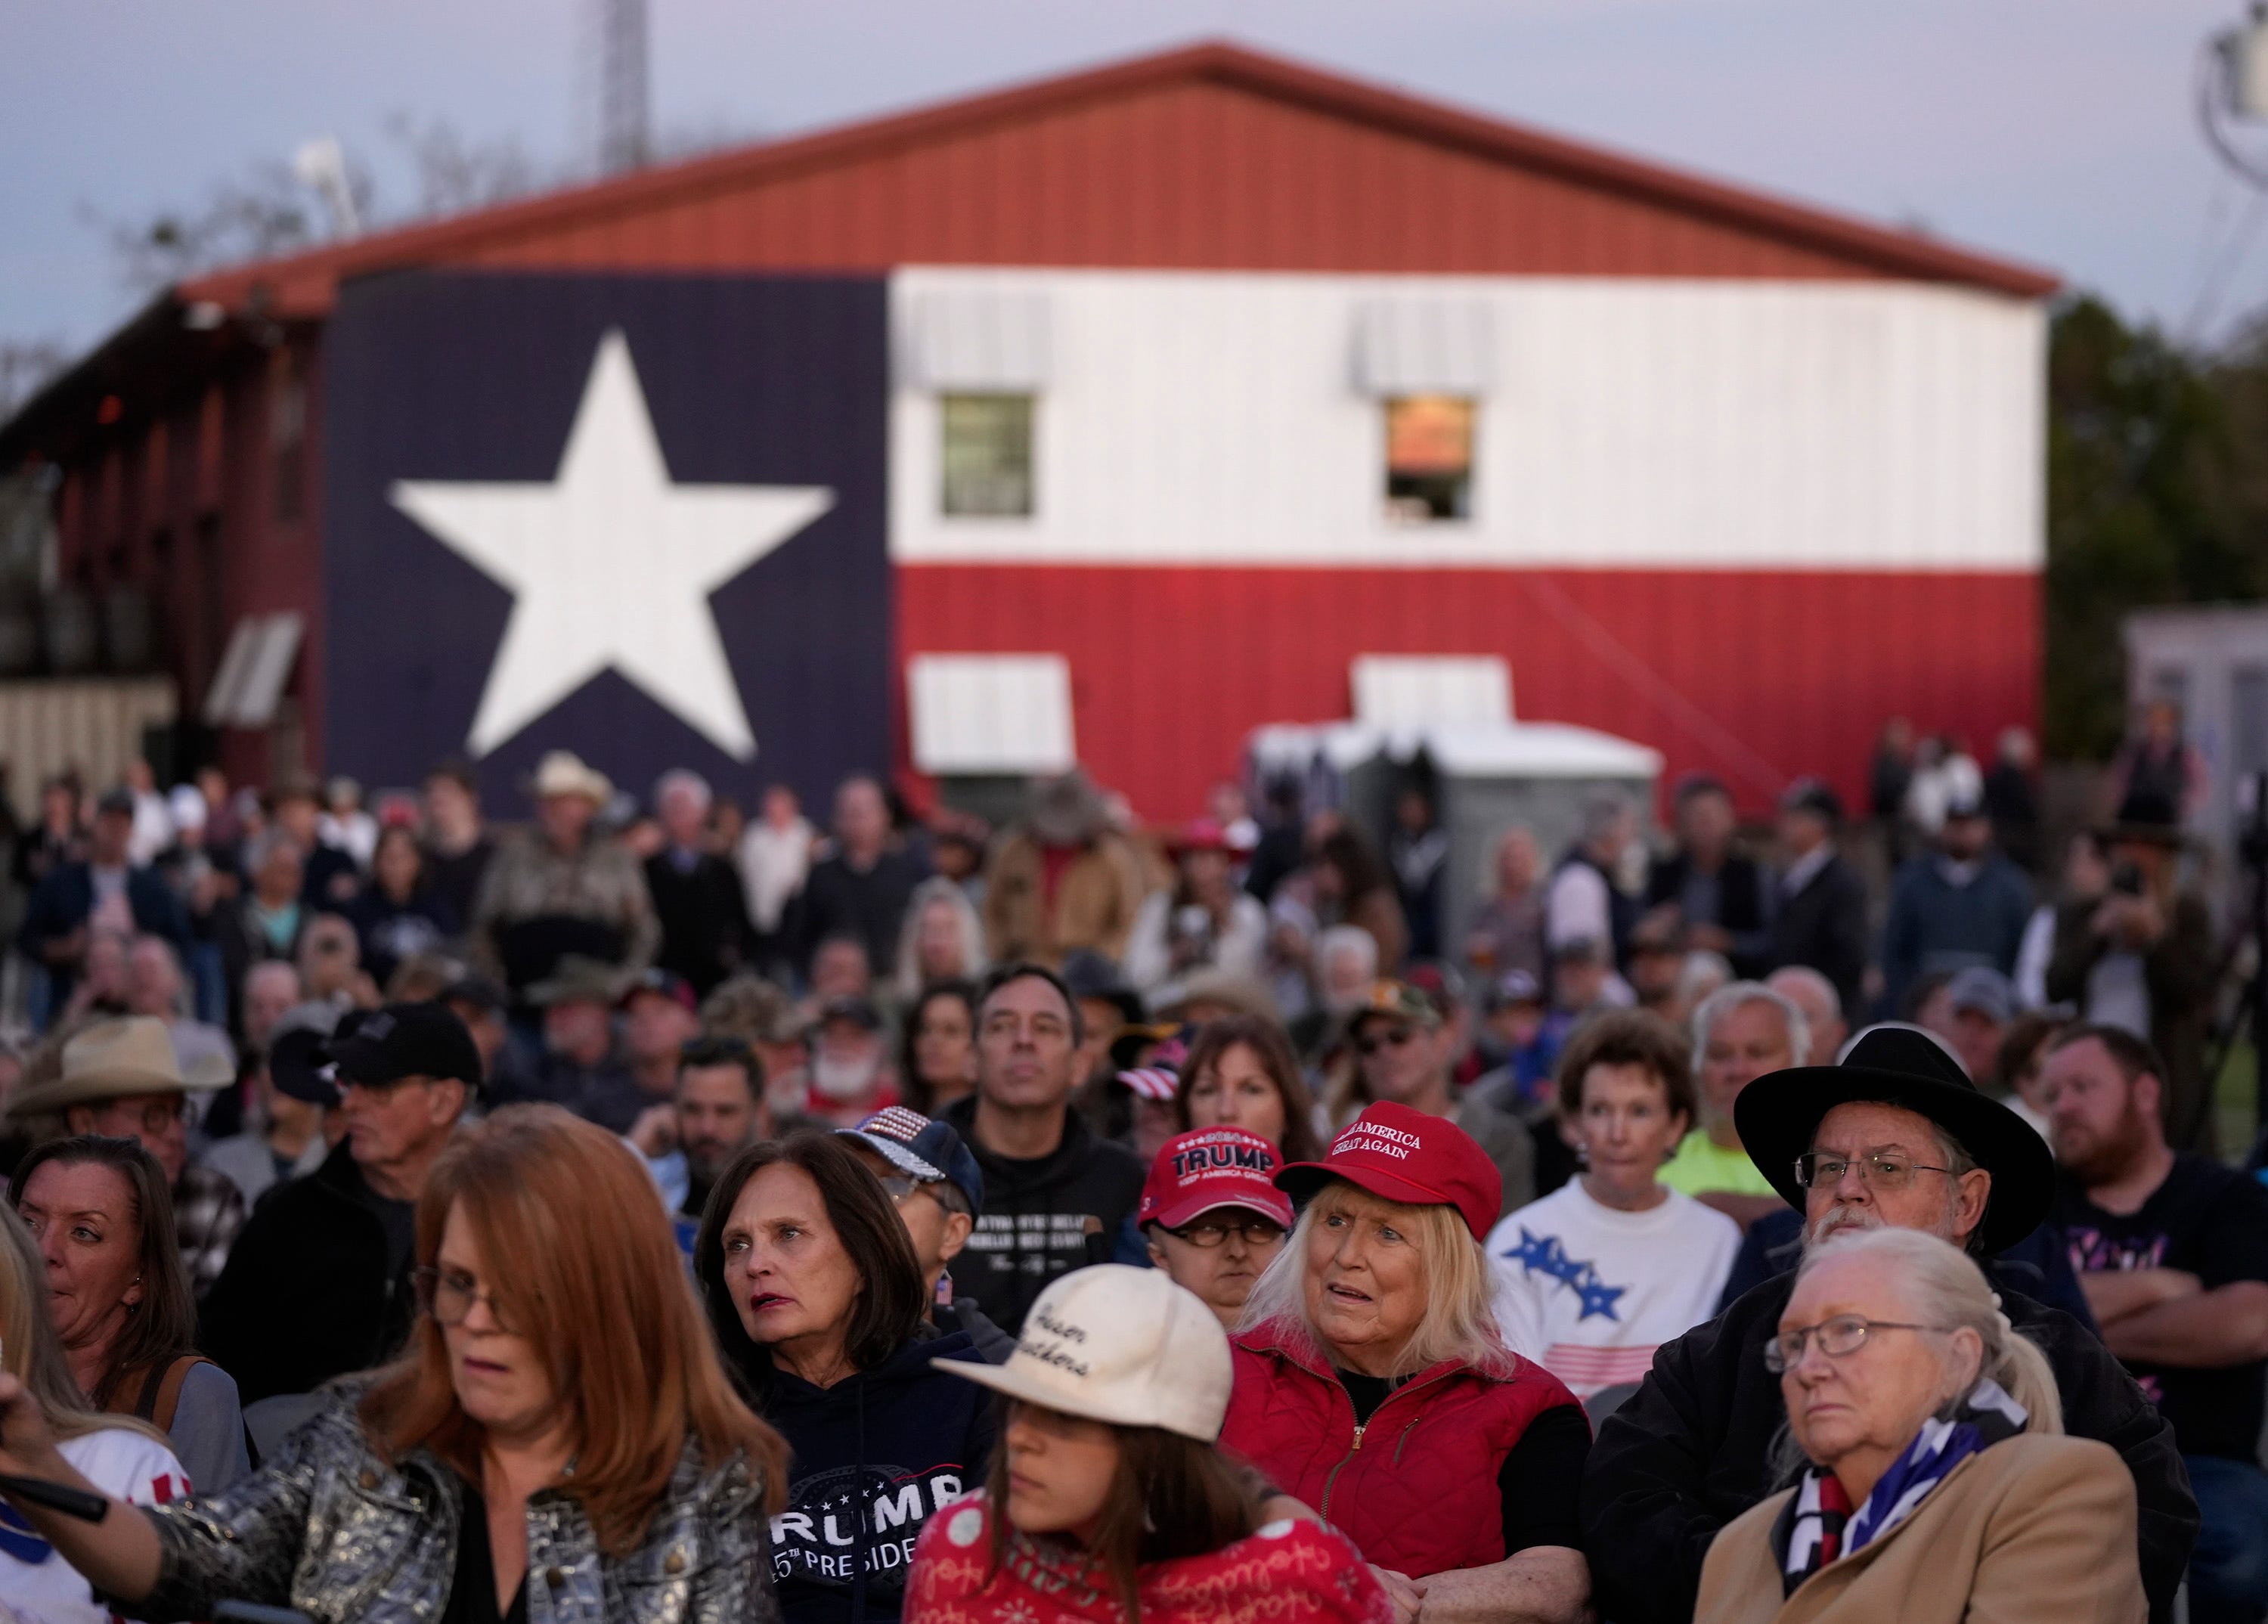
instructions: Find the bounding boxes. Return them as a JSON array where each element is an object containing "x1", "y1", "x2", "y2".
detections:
[{"x1": 182, "y1": 39, "x2": 2056, "y2": 318}]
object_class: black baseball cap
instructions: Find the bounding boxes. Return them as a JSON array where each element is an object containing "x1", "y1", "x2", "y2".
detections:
[
  {"x1": 268, "y1": 1026, "x2": 342, "y2": 1106},
  {"x1": 328, "y1": 1001, "x2": 484, "y2": 1092}
]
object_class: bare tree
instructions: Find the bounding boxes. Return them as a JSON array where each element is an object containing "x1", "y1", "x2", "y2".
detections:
[
  {"x1": 0, "y1": 341, "x2": 70, "y2": 420},
  {"x1": 383, "y1": 113, "x2": 541, "y2": 219},
  {"x1": 4, "y1": 111, "x2": 764, "y2": 405},
  {"x1": 82, "y1": 155, "x2": 375, "y2": 293}
]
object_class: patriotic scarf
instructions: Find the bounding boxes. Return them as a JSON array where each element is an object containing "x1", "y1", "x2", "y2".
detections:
[
  {"x1": 1777, "y1": 1378, "x2": 2028, "y2": 1595},
  {"x1": 905, "y1": 1493, "x2": 1393, "y2": 1623}
]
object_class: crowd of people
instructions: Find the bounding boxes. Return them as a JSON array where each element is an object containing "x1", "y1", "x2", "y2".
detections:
[{"x1": 0, "y1": 711, "x2": 2257, "y2": 1624}]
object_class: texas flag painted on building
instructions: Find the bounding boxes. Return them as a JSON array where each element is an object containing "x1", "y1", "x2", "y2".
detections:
[
  {"x1": 321, "y1": 270, "x2": 893, "y2": 802},
  {"x1": 10, "y1": 45, "x2": 2056, "y2": 838}
]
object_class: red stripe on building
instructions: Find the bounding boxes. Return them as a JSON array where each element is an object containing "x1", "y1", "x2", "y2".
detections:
[{"x1": 898, "y1": 564, "x2": 2039, "y2": 820}]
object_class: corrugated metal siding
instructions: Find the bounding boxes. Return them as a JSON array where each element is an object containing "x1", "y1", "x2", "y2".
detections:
[
  {"x1": 898, "y1": 564, "x2": 2039, "y2": 820},
  {"x1": 42, "y1": 45, "x2": 2051, "y2": 795},
  {"x1": 888, "y1": 270, "x2": 2044, "y2": 571},
  {"x1": 41, "y1": 341, "x2": 325, "y2": 789},
  {"x1": 0, "y1": 678, "x2": 177, "y2": 816},
  {"x1": 448, "y1": 79, "x2": 1912, "y2": 284}
]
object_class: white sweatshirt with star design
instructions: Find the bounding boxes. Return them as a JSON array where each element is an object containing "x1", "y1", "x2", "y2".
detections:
[{"x1": 1485, "y1": 1180, "x2": 1740, "y2": 1399}]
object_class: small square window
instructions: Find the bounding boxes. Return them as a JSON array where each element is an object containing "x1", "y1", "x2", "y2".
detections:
[
  {"x1": 1384, "y1": 395, "x2": 1473, "y2": 523},
  {"x1": 940, "y1": 393, "x2": 1034, "y2": 518}
]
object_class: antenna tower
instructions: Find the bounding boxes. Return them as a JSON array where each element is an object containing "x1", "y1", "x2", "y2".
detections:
[{"x1": 596, "y1": 0, "x2": 649, "y2": 175}]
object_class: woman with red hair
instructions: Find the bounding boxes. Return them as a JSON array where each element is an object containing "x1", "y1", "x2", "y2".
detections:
[{"x1": 0, "y1": 1104, "x2": 787, "y2": 1623}]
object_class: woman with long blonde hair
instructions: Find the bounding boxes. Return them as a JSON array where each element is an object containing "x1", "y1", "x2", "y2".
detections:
[
  {"x1": 0, "y1": 1104, "x2": 789, "y2": 1623},
  {"x1": 1220, "y1": 1103, "x2": 1593, "y2": 1624}
]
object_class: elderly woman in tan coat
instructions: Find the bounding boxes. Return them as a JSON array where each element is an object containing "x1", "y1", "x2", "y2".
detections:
[{"x1": 1696, "y1": 1226, "x2": 2145, "y2": 1624}]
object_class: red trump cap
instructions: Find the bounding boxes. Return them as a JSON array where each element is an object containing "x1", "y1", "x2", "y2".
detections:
[
  {"x1": 1274, "y1": 1101, "x2": 1501, "y2": 1241},
  {"x1": 1139, "y1": 1127, "x2": 1295, "y2": 1232}
]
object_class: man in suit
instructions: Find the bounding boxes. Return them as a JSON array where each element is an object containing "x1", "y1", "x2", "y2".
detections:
[
  {"x1": 17, "y1": 787, "x2": 191, "y2": 1025},
  {"x1": 1765, "y1": 779, "x2": 1869, "y2": 1021}
]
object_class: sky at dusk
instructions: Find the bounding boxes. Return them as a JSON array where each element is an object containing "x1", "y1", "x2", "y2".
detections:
[{"x1": 5, "y1": 1, "x2": 2262, "y2": 363}]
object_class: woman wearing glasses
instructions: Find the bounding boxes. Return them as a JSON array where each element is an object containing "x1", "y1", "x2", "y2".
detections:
[
  {"x1": 1580, "y1": 1024, "x2": 2192, "y2": 1624},
  {"x1": 1139, "y1": 1127, "x2": 1292, "y2": 1332},
  {"x1": 1696, "y1": 1226, "x2": 2143, "y2": 1623},
  {"x1": 0, "y1": 1105, "x2": 787, "y2": 1623},
  {"x1": 696, "y1": 1131, "x2": 997, "y2": 1623},
  {"x1": 11, "y1": 1135, "x2": 249, "y2": 1492}
]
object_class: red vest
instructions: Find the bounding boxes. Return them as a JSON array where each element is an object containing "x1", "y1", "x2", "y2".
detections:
[{"x1": 1219, "y1": 1317, "x2": 1582, "y2": 1579}]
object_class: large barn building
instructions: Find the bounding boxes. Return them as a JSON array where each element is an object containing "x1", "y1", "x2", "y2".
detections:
[{"x1": 0, "y1": 41, "x2": 2056, "y2": 823}]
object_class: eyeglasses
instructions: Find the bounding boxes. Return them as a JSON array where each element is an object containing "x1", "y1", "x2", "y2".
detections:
[
  {"x1": 1169, "y1": 1217, "x2": 1286, "y2": 1248},
  {"x1": 412, "y1": 1266, "x2": 521, "y2": 1334},
  {"x1": 1765, "y1": 1314, "x2": 1947, "y2": 1374},
  {"x1": 104, "y1": 1099, "x2": 189, "y2": 1135},
  {"x1": 1792, "y1": 1153, "x2": 1954, "y2": 1191},
  {"x1": 1355, "y1": 1027, "x2": 1419, "y2": 1058}
]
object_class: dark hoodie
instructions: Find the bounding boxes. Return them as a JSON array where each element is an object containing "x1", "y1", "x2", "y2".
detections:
[
  {"x1": 935, "y1": 1296, "x2": 1017, "y2": 1363},
  {"x1": 755, "y1": 1326, "x2": 997, "y2": 1624},
  {"x1": 940, "y1": 1095, "x2": 1147, "y2": 1334}
]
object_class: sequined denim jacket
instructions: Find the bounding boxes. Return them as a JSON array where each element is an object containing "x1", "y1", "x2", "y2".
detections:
[{"x1": 127, "y1": 1391, "x2": 779, "y2": 1624}]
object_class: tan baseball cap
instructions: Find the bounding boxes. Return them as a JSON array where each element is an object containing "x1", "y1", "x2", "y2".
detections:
[{"x1": 932, "y1": 1264, "x2": 1233, "y2": 1442}]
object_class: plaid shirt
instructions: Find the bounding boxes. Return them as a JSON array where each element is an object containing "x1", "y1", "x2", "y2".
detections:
[{"x1": 173, "y1": 1161, "x2": 246, "y2": 1299}]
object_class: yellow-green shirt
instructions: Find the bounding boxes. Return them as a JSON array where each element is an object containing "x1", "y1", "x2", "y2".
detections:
[{"x1": 1656, "y1": 1130, "x2": 1779, "y2": 1199}]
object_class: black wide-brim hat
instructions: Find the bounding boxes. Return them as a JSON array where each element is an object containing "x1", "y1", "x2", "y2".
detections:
[{"x1": 1733, "y1": 1024, "x2": 2055, "y2": 1255}]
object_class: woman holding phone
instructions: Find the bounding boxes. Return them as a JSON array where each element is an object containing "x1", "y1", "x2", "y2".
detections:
[{"x1": 0, "y1": 1106, "x2": 786, "y2": 1623}]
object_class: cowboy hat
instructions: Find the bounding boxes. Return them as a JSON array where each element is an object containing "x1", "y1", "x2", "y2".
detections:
[
  {"x1": 1733, "y1": 1023, "x2": 2054, "y2": 1254},
  {"x1": 528, "y1": 749, "x2": 612, "y2": 804},
  {"x1": 1153, "y1": 968, "x2": 1278, "y2": 1024},
  {"x1": 526, "y1": 955, "x2": 627, "y2": 1008},
  {"x1": 7, "y1": 1017, "x2": 191, "y2": 1119}
]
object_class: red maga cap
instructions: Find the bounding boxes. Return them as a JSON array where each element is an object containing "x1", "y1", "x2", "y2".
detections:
[
  {"x1": 1274, "y1": 1101, "x2": 1501, "y2": 1241},
  {"x1": 1139, "y1": 1127, "x2": 1294, "y2": 1231}
]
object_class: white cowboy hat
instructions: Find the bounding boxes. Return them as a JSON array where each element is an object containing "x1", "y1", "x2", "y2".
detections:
[
  {"x1": 529, "y1": 750, "x2": 612, "y2": 804},
  {"x1": 7, "y1": 1017, "x2": 191, "y2": 1119},
  {"x1": 931, "y1": 1264, "x2": 1232, "y2": 1442}
]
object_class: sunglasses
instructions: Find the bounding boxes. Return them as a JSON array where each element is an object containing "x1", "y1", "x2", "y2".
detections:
[{"x1": 1355, "y1": 1027, "x2": 1420, "y2": 1058}]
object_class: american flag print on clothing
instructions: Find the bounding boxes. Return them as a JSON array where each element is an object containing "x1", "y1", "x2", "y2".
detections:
[{"x1": 1486, "y1": 1179, "x2": 1742, "y2": 1399}]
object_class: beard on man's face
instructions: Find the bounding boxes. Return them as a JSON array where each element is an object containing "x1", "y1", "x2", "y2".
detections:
[
  {"x1": 685, "y1": 1134, "x2": 745, "y2": 1186},
  {"x1": 2056, "y1": 1110, "x2": 2142, "y2": 1187}
]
